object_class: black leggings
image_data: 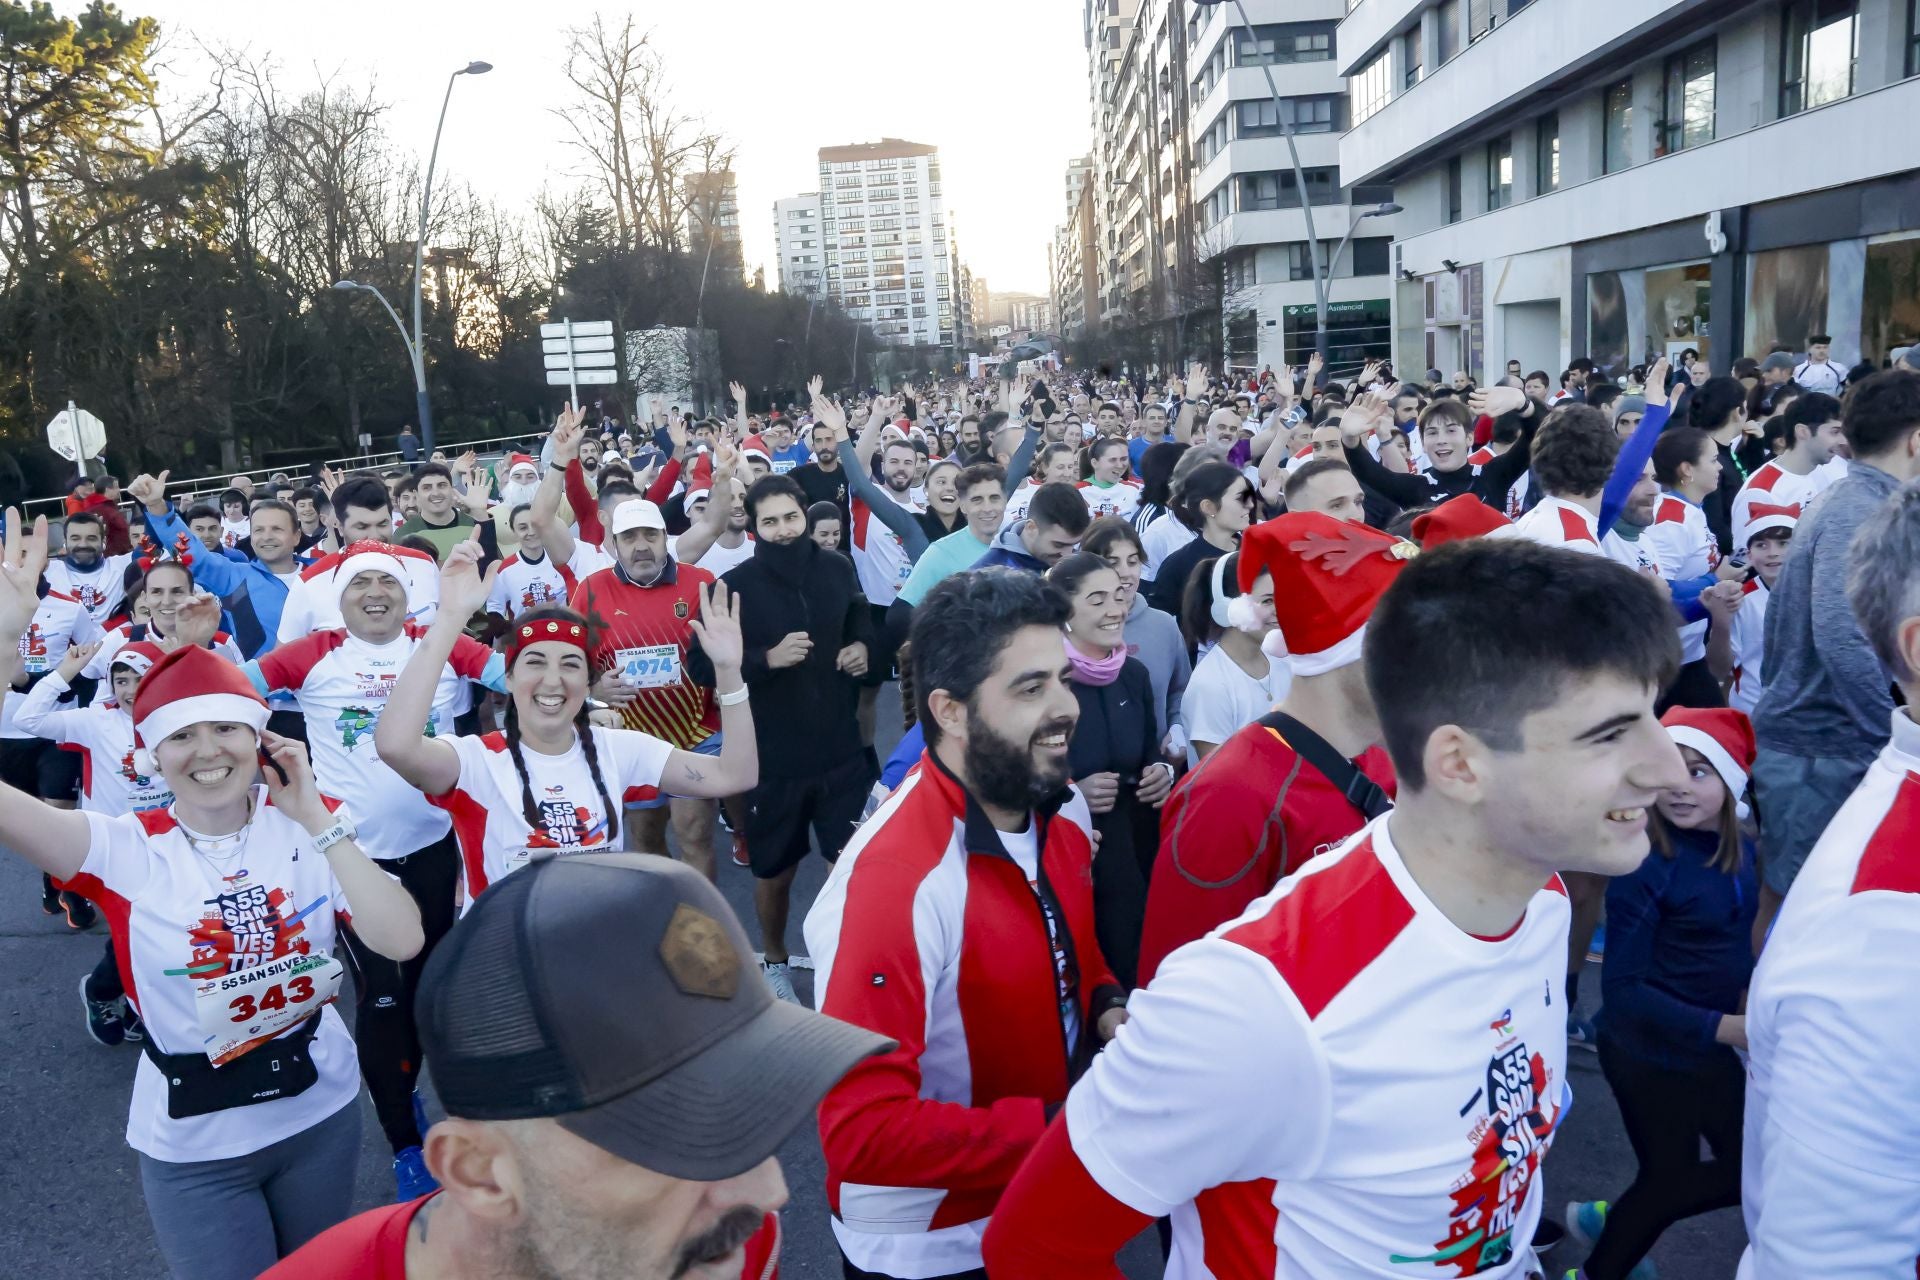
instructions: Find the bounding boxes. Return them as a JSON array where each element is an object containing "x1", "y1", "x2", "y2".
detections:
[
  {"x1": 337, "y1": 834, "x2": 460, "y2": 1153},
  {"x1": 1583, "y1": 1037, "x2": 1744, "y2": 1279},
  {"x1": 86, "y1": 937, "x2": 123, "y2": 1003}
]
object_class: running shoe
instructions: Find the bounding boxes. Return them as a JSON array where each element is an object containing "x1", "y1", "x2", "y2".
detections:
[
  {"x1": 1567, "y1": 1014, "x2": 1599, "y2": 1052},
  {"x1": 393, "y1": 1146, "x2": 439, "y2": 1202},
  {"x1": 762, "y1": 960, "x2": 799, "y2": 1004},
  {"x1": 41, "y1": 879, "x2": 61, "y2": 916},
  {"x1": 61, "y1": 891, "x2": 96, "y2": 931},
  {"x1": 730, "y1": 833, "x2": 751, "y2": 869},
  {"x1": 120, "y1": 1006, "x2": 144, "y2": 1043},
  {"x1": 1586, "y1": 922, "x2": 1607, "y2": 964},
  {"x1": 1565, "y1": 1201, "x2": 1657, "y2": 1278},
  {"x1": 79, "y1": 974, "x2": 125, "y2": 1047},
  {"x1": 411, "y1": 1089, "x2": 431, "y2": 1144}
]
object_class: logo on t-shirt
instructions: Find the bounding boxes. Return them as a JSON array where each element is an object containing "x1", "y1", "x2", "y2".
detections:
[
  {"x1": 119, "y1": 748, "x2": 153, "y2": 787},
  {"x1": 533, "y1": 793, "x2": 607, "y2": 853},
  {"x1": 337, "y1": 706, "x2": 376, "y2": 749},
  {"x1": 1391, "y1": 1040, "x2": 1557, "y2": 1274}
]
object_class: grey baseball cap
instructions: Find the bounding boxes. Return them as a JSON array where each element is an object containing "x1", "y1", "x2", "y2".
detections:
[
  {"x1": 417, "y1": 853, "x2": 892, "y2": 1180},
  {"x1": 1760, "y1": 352, "x2": 1797, "y2": 372}
]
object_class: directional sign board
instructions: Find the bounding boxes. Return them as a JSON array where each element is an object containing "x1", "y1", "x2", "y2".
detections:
[
  {"x1": 541, "y1": 319, "x2": 619, "y2": 398},
  {"x1": 46, "y1": 404, "x2": 107, "y2": 462}
]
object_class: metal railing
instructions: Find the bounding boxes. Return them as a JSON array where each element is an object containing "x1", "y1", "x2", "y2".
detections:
[{"x1": 24, "y1": 429, "x2": 548, "y2": 527}]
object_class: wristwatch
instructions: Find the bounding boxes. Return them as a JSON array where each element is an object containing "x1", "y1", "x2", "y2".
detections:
[{"x1": 310, "y1": 810, "x2": 359, "y2": 854}]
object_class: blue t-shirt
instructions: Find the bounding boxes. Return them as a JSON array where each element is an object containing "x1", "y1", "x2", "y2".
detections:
[
  {"x1": 769, "y1": 443, "x2": 812, "y2": 475},
  {"x1": 1128, "y1": 436, "x2": 1151, "y2": 478}
]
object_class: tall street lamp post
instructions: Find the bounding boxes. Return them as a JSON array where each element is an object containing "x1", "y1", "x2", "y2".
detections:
[{"x1": 410, "y1": 60, "x2": 492, "y2": 455}]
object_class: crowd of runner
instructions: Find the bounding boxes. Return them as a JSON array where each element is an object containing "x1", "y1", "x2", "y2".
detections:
[{"x1": 6, "y1": 336, "x2": 1920, "y2": 1280}]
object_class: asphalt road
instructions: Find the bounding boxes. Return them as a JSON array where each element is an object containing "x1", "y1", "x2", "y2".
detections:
[{"x1": 0, "y1": 688, "x2": 1747, "y2": 1278}]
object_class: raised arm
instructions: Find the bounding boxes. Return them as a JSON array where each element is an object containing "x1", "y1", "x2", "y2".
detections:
[
  {"x1": 532, "y1": 404, "x2": 588, "y2": 567},
  {"x1": 662, "y1": 581, "x2": 758, "y2": 798},
  {"x1": 671, "y1": 441, "x2": 739, "y2": 567},
  {"x1": 0, "y1": 510, "x2": 90, "y2": 879},
  {"x1": 1598, "y1": 357, "x2": 1673, "y2": 536},
  {"x1": 818, "y1": 386, "x2": 930, "y2": 556}
]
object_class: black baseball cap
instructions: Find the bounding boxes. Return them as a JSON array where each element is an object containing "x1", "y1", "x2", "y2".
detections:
[{"x1": 417, "y1": 853, "x2": 892, "y2": 1181}]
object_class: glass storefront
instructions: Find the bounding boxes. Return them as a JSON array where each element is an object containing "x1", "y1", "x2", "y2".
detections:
[
  {"x1": 1586, "y1": 259, "x2": 1710, "y2": 378},
  {"x1": 1281, "y1": 299, "x2": 1392, "y2": 372},
  {"x1": 1746, "y1": 244, "x2": 1829, "y2": 354},
  {"x1": 1860, "y1": 234, "x2": 1920, "y2": 364}
]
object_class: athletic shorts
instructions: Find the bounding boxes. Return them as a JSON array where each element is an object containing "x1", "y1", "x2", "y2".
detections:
[
  {"x1": 742, "y1": 752, "x2": 876, "y2": 879},
  {"x1": 0, "y1": 737, "x2": 80, "y2": 802},
  {"x1": 628, "y1": 732, "x2": 722, "y2": 810}
]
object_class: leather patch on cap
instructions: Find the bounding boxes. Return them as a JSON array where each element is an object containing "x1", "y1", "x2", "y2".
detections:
[{"x1": 659, "y1": 903, "x2": 739, "y2": 999}]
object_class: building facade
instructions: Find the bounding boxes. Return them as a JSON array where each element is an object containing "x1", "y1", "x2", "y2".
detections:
[
  {"x1": 1080, "y1": 0, "x2": 1402, "y2": 372},
  {"x1": 683, "y1": 170, "x2": 742, "y2": 279},
  {"x1": 1338, "y1": 0, "x2": 1920, "y2": 382},
  {"x1": 818, "y1": 138, "x2": 956, "y2": 349},
  {"x1": 772, "y1": 193, "x2": 825, "y2": 298}
]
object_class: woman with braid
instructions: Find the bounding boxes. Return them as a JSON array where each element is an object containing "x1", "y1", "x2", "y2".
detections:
[{"x1": 375, "y1": 538, "x2": 757, "y2": 908}]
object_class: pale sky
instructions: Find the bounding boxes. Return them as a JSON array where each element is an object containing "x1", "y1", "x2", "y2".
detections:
[{"x1": 120, "y1": 0, "x2": 1089, "y2": 295}]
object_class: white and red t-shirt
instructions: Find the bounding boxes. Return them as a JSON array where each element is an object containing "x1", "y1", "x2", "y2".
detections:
[
  {"x1": 431, "y1": 727, "x2": 674, "y2": 906},
  {"x1": 253, "y1": 625, "x2": 505, "y2": 860},
  {"x1": 64, "y1": 795, "x2": 361, "y2": 1162},
  {"x1": 1466, "y1": 447, "x2": 1529, "y2": 519},
  {"x1": 1077, "y1": 479, "x2": 1140, "y2": 522},
  {"x1": 485, "y1": 551, "x2": 570, "y2": 620},
  {"x1": 1643, "y1": 493, "x2": 1720, "y2": 664},
  {"x1": 1510, "y1": 496, "x2": 1659, "y2": 578},
  {"x1": 851, "y1": 489, "x2": 923, "y2": 607},
  {"x1": 1727, "y1": 576, "x2": 1771, "y2": 716},
  {"x1": 1014, "y1": 816, "x2": 1568, "y2": 1278},
  {"x1": 14, "y1": 674, "x2": 172, "y2": 815},
  {"x1": 4, "y1": 590, "x2": 105, "y2": 739},
  {"x1": 1739, "y1": 710, "x2": 1920, "y2": 1280},
  {"x1": 43, "y1": 553, "x2": 137, "y2": 626},
  {"x1": 1729, "y1": 460, "x2": 1833, "y2": 549},
  {"x1": 277, "y1": 544, "x2": 439, "y2": 644}
]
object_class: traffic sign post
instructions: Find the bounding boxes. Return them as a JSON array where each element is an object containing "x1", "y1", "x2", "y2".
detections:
[
  {"x1": 45, "y1": 401, "x2": 107, "y2": 465},
  {"x1": 539, "y1": 319, "x2": 617, "y2": 405}
]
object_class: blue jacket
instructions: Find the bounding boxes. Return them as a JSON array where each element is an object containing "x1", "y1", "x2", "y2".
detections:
[
  {"x1": 971, "y1": 521, "x2": 1047, "y2": 574},
  {"x1": 1597, "y1": 825, "x2": 1757, "y2": 1069},
  {"x1": 143, "y1": 506, "x2": 294, "y2": 659}
]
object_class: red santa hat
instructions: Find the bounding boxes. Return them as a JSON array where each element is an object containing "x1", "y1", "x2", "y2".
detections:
[
  {"x1": 1740, "y1": 500, "x2": 1800, "y2": 549},
  {"x1": 1412, "y1": 494, "x2": 1516, "y2": 548},
  {"x1": 332, "y1": 543, "x2": 411, "y2": 608},
  {"x1": 108, "y1": 640, "x2": 166, "y2": 682},
  {"x1": 1237, "y1": 513, "x2": 1416, "y2": 676},
  {"x1": 1661, "y1": 706, "x2": 1756, "y2": 818},
  {"x1": 131, "y1": 645, "x2": 270, "y2": 775},
  {"x1": 506, "y1": 453, "x2": 538, "y2": 477}
]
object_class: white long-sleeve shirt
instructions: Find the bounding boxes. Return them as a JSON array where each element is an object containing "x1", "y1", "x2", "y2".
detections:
[{"x1": 1739, "y1": 708, "x2": 1920, "y2": 1279}]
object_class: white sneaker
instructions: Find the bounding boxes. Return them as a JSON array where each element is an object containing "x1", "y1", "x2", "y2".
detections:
[{"x1": 762, "y1": 961, "x2": 799, "y2": 1004}]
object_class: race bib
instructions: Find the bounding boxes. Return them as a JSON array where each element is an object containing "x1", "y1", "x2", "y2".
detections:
[
  {"x1": 194, "y1": 951, "x2": 343, "y2": 1066},
  {"x1": 615, "y1": 644, "x2": 682, "y2": 689}
]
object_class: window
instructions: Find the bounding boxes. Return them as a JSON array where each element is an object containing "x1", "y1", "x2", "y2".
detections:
[
  {"x1": 1485, "y1": 135, "x2": 1513, "y2": 210},
  {"x1": 1352, "y1": 238, "x2": 1392, "y2": 276},
  {"x1": 1910, "y1": 0, "x2": 1920, "y2": 76},
  {"x1": 1241, "y1": 167, "x2": 1341, "y2": 209},
  {"x1": 1233, "y1": 21, "x2": 1336, "y2": 65},
  {"x1": 1659, "y1": 40, "x2": 1716, "y2": 154},
  {"x1": 1445, "y1": 156, "x2": 1463, "y2": 224},
  {"x1": 1603, "y1": 78, "x2": 1634, "y2": 174},
  {"x1": 1351, "y1": 51, "x2": 1393, "y2": 124},
  {"x1": 1287, "y1": 242, "x2": 1330, "y2": 281},
  {"x1": 1402, "y1": 27, "x2": 1424, "y2": 88},
  {"x1": 1437, "y1": 0, "x2": 1462, "y2": 63},
  {"x1": 1781, "y1": 0, "x2": 1858, "y2": 116},
  {"x1": 1535, "y1": 111, "x2": 1560, "y2": 194},
  {"x1": 1468, "y1": 0, "x2": 1494, "y2": 42},
  {"x1": 1239, "y1": 95, "x2": 1342, "y2": 136}
]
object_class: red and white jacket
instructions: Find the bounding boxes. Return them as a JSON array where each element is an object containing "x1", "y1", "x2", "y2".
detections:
[
  {"x1": 803, "y1": 751, "x2": 1122, "y2": 1278},
  {"x1": 1740, "y1": 710, "x2": 1920, "y2": 1280},
  {"x1": 984, "y1": 816, "x2": 1569, "y2": 1279},
  {"x1": 1644, "y1": 493, "x2": 1720, "y2": 664}
]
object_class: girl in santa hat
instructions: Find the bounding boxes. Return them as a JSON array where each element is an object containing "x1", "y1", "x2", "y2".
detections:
[
  {"x1": 374, "y1": 537, "x2": 757, "y2": 905},
  {"x1": 1567, "y1": 706, "x2": 1759, "y2": 1280},
  {"x1": 0, "y1": 511, "x2": 423, "y2": 1280}
]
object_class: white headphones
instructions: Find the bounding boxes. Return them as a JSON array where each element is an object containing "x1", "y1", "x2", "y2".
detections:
[{"x1": 1209, "y1": 552, "x2": 1238, "y2": 629}]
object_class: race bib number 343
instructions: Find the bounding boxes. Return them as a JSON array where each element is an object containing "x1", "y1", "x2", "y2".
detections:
[{"x1": 194, "y1": 952, "x2": 343, "y2": 1066}]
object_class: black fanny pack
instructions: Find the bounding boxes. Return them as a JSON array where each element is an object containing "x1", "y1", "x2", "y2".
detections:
[
  {"x1": 139, "y1": 1014, "x2": 322, "y2": 1120},
  {"x1": 1258, "y1": 711, "x2": 1393, "y2": 821}
]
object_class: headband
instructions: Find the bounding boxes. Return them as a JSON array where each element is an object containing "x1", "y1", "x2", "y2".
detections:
[{"x1": 508, "y1": 617, "x2": 590, "y2": 662}]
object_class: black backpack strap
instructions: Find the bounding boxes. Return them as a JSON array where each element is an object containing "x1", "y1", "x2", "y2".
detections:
[{"x1": 1257, "y1": 711, "x2": 1392, "y2": 821}]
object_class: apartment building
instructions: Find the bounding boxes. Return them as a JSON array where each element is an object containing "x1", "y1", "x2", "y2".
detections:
[
  {"x1": 1337, "y1": 0, "x2": 1920, "y2": 381},
  {"x1": 817, "y1": 138, "x2": 956, "y2": 349},
  {"x1": 772, "y1": 193, "x2": 825, "y2": 298},
  {"x1": 1082, "y1": 0, "x2": 1402, "y2": 371},
  {"x1": 1054, "y1": 176, "x2": 1101, "y2": 340},
  {"x1": 683, "y1": 170, "x2": 742, "y2": 278}
]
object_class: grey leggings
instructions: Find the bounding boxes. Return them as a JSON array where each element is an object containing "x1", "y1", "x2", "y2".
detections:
[{"x1": 137, "y1": 1100, "x2": 362, "y2": 1280}]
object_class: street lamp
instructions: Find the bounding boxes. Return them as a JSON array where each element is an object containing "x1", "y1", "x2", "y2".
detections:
[
  {"x1": 410, "y1": 59, "x2": 492, "y2": 455},
  {"x1": 1190, "y1": 0, "x2": 1382, "y2": 363},
  {"x1": 1327, "y1": 201, "x2": 1404, "y2": 283},
  {"x1": 333, "y1": 281, "x2": 419, "y2": 425}
]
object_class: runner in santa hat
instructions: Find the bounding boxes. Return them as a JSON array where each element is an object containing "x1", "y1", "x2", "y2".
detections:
[
  {"x1": 1723, "y1": 502, "x2": 1798, "y2": 716},
  {"x1": 497, "y1": 453, "x2": 542, "y2": 511},
  {"x1": 1139, "y1": 513, "x2": 1405, "y2": 983},
  {"x1": 188, "y1": 542, "x2": 512, "y2": 1200},
  {"x1": 374, "y1": 537, "x2": 758, "y2": 906},
  {"x1": 0, "y1": 510, "x2": 423, "y2": 1280},
  {"x1": 984, "y1": 535, "x2": 1688, "y2": 1280},
  {"x1": 1411, "y1": 491, "x2": 1515, "y2": 547},
  {"x1": 16, "y1": 637, "x2": 173, "y2": 1047}
]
